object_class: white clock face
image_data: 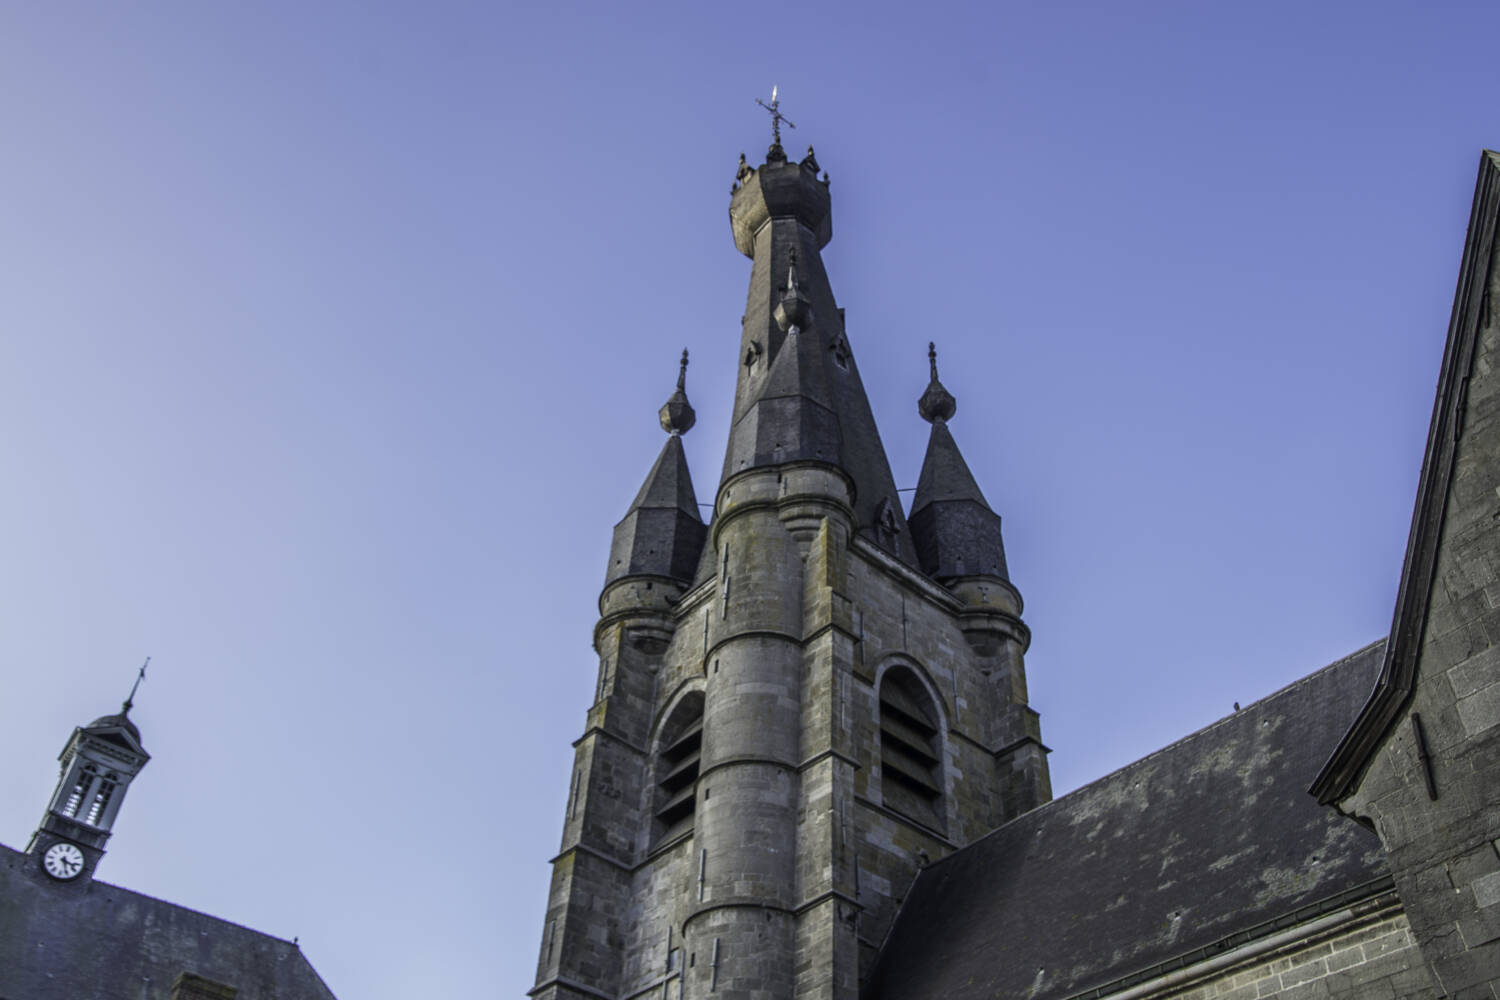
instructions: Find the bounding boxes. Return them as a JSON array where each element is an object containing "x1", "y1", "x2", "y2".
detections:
[{"x1": 43, "y1": 842, "x2": 85, "y2": 880}]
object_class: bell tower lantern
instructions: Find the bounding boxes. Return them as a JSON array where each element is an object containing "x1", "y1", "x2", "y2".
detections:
[{"x1": 26, "y1": 661, "x2": 151, "y2": 884}]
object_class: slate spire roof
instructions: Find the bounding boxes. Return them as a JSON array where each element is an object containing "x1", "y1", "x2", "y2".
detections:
[
  {"x1": 604, "y1": 352, "x2": 707, "y2": 587},
  {"x1": 908, "y1": 344, "x2": 1009, "y2": 581},
  {"x1": 721, "y1": 144, "x2": 918, "y2": 563}
]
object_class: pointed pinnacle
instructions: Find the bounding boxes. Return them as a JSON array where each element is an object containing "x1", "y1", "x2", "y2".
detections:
[
  {"x1": 660, "y1": 350, "x2": 697, "y2": 435},
  {"x1": 918, "y1": 342, "x2": 957, "y2": 424},
  {"x1": 774, "y1": 247, "x2": 812, "y2": 333}
]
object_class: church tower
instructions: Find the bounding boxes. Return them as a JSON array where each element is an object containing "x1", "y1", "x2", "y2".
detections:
[
  {"x1": 26, "y1": 663, "x2": 151, "y2": 885},
  {"x1": 532, "y1": 127, "x2": 1049, "y2": 1000}
]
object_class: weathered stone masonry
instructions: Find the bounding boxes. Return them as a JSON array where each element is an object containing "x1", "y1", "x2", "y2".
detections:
[{"x1": 531, "y1": 141, "x2": 1049, "y2": 1000}]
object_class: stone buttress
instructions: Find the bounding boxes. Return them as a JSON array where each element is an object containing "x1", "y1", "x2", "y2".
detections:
[{"x1": 532, "y1": 139, "x2": 1049, "y2": 1000}]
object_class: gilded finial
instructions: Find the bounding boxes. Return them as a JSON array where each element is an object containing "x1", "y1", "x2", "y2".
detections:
[
  {"x1": 660, "y1": 349, "x2": 696, "y2": 435},
  {"x1": 918, "y1": 342, "x2": 957, "y2": 424}
]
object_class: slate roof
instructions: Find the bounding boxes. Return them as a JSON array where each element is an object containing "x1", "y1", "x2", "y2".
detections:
[
  {"x1": 83, "y1": 710, "x2": 146, "y2": 753},
  {"x1": 0, "y1": 842, "x2": 336, "y2": 999},
  {"x1": 865, "y1": 641, "x2": 1389, "y2": 1000},
  {"x1": 605, "y1": 433, "x2": 707, "y2": 587},
  {"x1": 908, "y1": 420, "x2": 1009, "y2": 581}
]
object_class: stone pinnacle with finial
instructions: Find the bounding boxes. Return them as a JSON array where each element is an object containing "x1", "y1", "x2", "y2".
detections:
[
  {"x1": 918, "y1": 341, "x2": 957, "y2": 424},
  {"x1": 659, "y1": 349, "x2": 696, "y2": 435}
]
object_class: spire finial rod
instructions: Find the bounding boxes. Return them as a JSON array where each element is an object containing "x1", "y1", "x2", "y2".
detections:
[
  {"x1": 123, "y1": 657, "x2": 149, "y2": 713},
  {"x1": 755, "y1": 85, "x2": 796, "y2": 149},
  {"x1": 677, "y1": 348, "x2": 689, "y2": 391},
  {"x1": 928, "y1": 341, "x2": 939, "y2": 381}
]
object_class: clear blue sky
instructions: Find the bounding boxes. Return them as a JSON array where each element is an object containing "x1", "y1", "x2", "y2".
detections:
[{"x1": 0, "y1": 2, "x2": 1494, "y2": 996}]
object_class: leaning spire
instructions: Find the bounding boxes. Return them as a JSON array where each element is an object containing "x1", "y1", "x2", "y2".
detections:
[
  {"x1": 604, "y1": 352, "x2": 708, "y2": 587},
  {"x1": 909, "y1": 344, "x2": 1010, "y2": 581}
]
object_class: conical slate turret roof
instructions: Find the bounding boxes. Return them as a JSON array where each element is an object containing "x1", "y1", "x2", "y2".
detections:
[
  {"x1": 605, "y1": 354, "x2": 708, "y2": 587},
  {"x1": 908, "y1": 345, "x2": 1009, "y2": 581}
]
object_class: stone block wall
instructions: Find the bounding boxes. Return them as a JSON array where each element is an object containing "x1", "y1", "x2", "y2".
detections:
[
  {"x1": 1134, "y1": 910, "x2": 1433, "y2": 1000},
  {"x1": 536, "y1": 459, "x2": 1049, "y2": 999},
  {"x1": 1342, "y1": 220, "x2": 1500, "y2": 999}
]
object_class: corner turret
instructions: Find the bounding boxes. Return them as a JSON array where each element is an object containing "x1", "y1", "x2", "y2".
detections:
[
  {"x1": 603, "y1": 351, "x2": 707, "y2": 592},
  {"x1": 909, "y1": 343, "x2": 1010, "y2": 582}
]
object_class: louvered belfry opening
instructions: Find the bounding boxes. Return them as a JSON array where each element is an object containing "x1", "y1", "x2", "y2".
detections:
[
  {"x1": 654, "y1": 693, "x2": 704, "y2": 844},
  {"x1": 879, "y1": 669, "x2": 945, "y2": 831}
]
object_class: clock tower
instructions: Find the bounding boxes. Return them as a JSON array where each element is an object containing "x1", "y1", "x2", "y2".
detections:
[{"x1": 26, "y1": 664, "x2": 151, "y2": 885}]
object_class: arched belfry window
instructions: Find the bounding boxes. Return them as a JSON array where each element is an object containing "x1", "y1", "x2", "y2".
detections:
[
  {"x1": 654, "y1": 693, "x2": 704, "y2": 843},
  {"x1": 878, "y1": 667, "x2": 944, "y2": 830},
  {"x1": 56, "y1": 762, "x2": 121, "y2": 828},
  {"x1": 61, "y1": 764, "x2": 98, "y2": 818},
  {"x1": 84, "y1": 772, "x2": 119, "y2": 826}
]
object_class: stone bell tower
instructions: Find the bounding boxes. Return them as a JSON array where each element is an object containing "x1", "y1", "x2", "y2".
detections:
[{"x1": 531, "y1": 128, "x2": 1048, "y2": 1000}]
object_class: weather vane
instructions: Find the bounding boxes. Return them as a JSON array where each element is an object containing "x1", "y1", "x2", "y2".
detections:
[
  {"x1": 123, "y1": 656, "x2": 150, "y2": 712},
  {"x1": 755, "y1": 85, "x2": 796, "y2": 147}
]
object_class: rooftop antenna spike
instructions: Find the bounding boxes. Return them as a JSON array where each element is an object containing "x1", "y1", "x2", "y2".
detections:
[
  {"x1": 123, "y1": 657, "x2": 149, "y2": 713},
  {"x1": 755, "y1": 85, "x2": 797, "y2": 149}
]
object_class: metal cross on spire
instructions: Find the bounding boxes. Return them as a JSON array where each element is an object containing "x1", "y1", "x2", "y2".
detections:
[
  {"x1": 755, "y1": 85, "x2": 796, "y2": 147},
  {"x1": 122, "y1": 656, "x2": 150, "y2": 713}
]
